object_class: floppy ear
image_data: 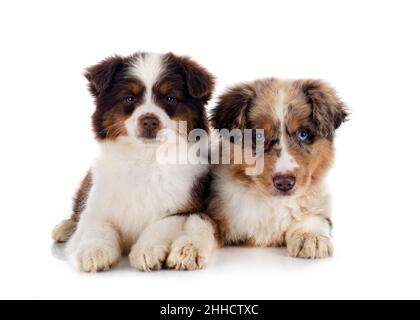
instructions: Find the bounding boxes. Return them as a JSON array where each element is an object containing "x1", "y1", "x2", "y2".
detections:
[
  {"x1": 84, "y1": 55, "x2": 124, "y2": 97},
  {"x1": 167, "y1": 53, "x2": 215, "y2": 100},
  {"x1": 210, "y1": 84, "x2": 255, "y2": 131},
  {"x1": 299, "y1": 79, "x2": 348, "y2": 137}
]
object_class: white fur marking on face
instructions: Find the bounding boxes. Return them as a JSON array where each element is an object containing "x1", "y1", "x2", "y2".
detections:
[
  {"x1": 275, "y1": 89, "x2": 299, "y2": 174},
  {"x1": 126, "y1": 53, "x2": 176, "y2": 138},
  {"x1": 129, "y1": 53, "x2": 164, "y2": 103},
  {"x1": 124, "y1": 104, "x2": 174, "y2": 137},
  {"x1": 275, "y1": 135, "x2": 299, "y2": 174}
]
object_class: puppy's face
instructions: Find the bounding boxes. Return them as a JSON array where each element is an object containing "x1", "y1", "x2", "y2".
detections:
[
  {"x1": 85, "y1": 52, "x2": 214, "y2": 143},
  {"x1": 211, "y1": 78, "x2": 348, "y2": 197}
]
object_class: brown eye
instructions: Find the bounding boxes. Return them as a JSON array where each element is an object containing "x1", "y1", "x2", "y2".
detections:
[
  {"x1": 125, "y1": 96, "x2": 135, "y2": 103},
  {"x1": 165, "y1": 96, "x2": 175, "y2": 103}
]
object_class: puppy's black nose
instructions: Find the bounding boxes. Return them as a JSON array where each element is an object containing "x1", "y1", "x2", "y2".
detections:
[
  {"x1": 141, "y1": 116, "x2": 159, "y2": 130},
  {"x1": 138, "y1": 115, "x2": 161, "y2": 139},
  {"x1": 273, "y1": 175, "x2": 296, "y2": 192}
]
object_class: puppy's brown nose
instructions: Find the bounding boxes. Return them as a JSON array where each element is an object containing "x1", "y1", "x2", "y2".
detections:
[
  {"x1": 273, "y1": 175, "x2": 296, "y2": 192},
  {"x1": 138, "y1": 115, "x2": 161, "y2": 139}
]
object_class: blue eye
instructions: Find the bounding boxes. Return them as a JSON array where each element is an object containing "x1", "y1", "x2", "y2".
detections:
[
  {"x1": 256, "y1": 133, "x2": 265, "y2": 142},
  {"x1": 297, "y1": 129, "x2": 311, "y2": 142}
]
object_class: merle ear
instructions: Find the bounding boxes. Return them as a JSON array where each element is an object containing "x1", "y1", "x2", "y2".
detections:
[
  {"x1": 167, "y1": 53, "x2": 215, "y2": 100},
  {"x1": 84, "y1": 55, "x2": 124, "y2": 97},
  {"x1": 210, "y1": 84, "x2": 255, "y2": 131},
  {"x1": 299, "y1": 79, "x2": 348, "y2": 137}
]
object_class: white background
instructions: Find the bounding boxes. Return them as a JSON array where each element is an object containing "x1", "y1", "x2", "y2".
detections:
[{"x1": 0, "y1": 0, "x2": 419, "y2": 300}]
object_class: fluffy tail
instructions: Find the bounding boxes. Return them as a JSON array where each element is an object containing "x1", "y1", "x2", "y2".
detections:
[
  {"x1": 52, "y1": 171, "x2": 91, "y2": 243},
  {"x1": 52, "y1": 219, "x2": 77, "y2": 243}
]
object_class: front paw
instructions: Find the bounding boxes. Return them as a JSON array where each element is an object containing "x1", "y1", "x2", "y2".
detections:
[
  {"x1": 287, "y1": 232, "x2": 333, "y2": 259},
  {"x1": 166, "y1": 238, "x2": 211, "y2": 271},
  {"x1": 75, "y1": 245, "x2": 120, "y2": 272},
  {"x1": 129, "y1": 245, "x2": 169, "y2": 272}
]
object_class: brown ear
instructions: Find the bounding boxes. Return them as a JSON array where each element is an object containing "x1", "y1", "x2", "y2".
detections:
[
  {"x1": 84, "y1": 55, "x2": 124, "y2": 97},
  {"x1": 166, "y1": 53, "x2": 215, "y2": 100},
  {"x1": 299, "y1": 79, "x2": 348, "y2": 137},
  {"x1": 210, "y1": 83, "x2": 255, "y2": 131}
]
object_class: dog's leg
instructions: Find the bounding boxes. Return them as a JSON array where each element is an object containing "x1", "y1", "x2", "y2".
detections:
[
  {"x1": 129, "y1": 216, "x2": 185, "y2": 272},
  {"x1": 166, "y1": 214, "x2": 218, "y2": 271},
  {"x1": 67, "y1": 220, "x2": 121, "y2": 272},
  {"x1": 285, "y1": 215, "x2": 333, "y2": 259}
]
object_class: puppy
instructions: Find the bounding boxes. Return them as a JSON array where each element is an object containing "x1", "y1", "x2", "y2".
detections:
[
  {"x1": 208, "y1": 78, "x2": 348, "y2": 259},
  {"x1": 52, "y1": 52, "x2": 219, "y2": 272}
]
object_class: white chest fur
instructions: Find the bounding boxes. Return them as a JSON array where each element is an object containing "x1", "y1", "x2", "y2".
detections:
[
  {"x1": 81, "y1": 140, "x2": 208, "y2": 246},
  {"x1": 214, "y1": 171, "x2": 298, "y2": 246}
]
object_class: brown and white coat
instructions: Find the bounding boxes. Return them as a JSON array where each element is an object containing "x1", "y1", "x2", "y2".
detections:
[
  {"x1": 52, "y1": 52, "x2": 219, "y2": 272},
  {"x1": 208, "y1": 78, "x2": 348, "y2": 258}
]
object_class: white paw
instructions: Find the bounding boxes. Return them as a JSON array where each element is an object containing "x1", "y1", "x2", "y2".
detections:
[
  {"x1": 52, "y1": 219, "x2": 77, "y2": 243},
  {"x1": 75, "y1": 245, "x2": 120, "y2": 272},
  {"x1": 287, "y1": 233, "x2": 333, "y2": 259},
  {"x1": 166, "y1": 240, "x2": 210, "y2": 271},
  {"x1": 129, "y1": 245, "x2": 169, "y2": 272}
]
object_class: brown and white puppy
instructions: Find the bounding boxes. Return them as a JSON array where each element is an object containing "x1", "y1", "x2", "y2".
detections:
[
  {"x1": 52, "y1": 52, "x2": 219, "y2": 272},
  {"x1": 208, "y1": 78, "x2": 348, "y2": 259}
]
